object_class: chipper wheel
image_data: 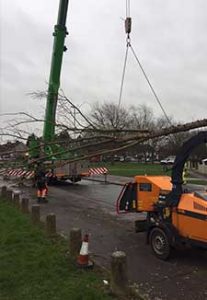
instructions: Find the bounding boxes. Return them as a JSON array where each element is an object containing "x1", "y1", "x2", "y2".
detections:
[{"x1": 149, "y1": 227, "x2": 171, "y2": 260}]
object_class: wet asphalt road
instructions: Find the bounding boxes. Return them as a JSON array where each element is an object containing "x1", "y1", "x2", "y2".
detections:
[{"x1": 1, "y1": 178, "x2": 207, "y2": 300}]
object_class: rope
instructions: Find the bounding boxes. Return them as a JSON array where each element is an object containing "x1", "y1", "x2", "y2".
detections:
[
  {"x1": 129, "y1": 45, "x2": 172, "y2": 126},
  {"x1": 117, "y1": 0, "x2": 131, "y2": 109},
  {"x1": 126, "y1": 0, "x2": 130, "y2": 17},
  {"x1": 119, "y1": 0, "x2": 171, "y2": 127},
  {"x1": 118, "y1": 42, "x2": 130, "y2": 108}
]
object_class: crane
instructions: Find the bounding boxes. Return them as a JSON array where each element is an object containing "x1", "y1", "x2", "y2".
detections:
[{"x1": 27, "y1": 0, "x2": 89, "y2": 183}]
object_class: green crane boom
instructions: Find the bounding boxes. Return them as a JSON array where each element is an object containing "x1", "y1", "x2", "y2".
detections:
[
  {"x1": 43, "y1": 0, "x2": 69, "y2": 145},
  {"x1": 27, "y1": 0, "x2": 89, "y2": 182}
]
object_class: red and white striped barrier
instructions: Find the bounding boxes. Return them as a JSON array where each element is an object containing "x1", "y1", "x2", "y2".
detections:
[
  {"x1": 89, "y1": 167, "x2": 108, "y2": 175},
  {"x1": 45, "y1": 172, "x2": 54, "y2": 178},
  {"x1": 0, "y1": 168, "x2": 6, "y2": 175},
  {"x1": 0, "y1": 168, "x2": 34, "y2": 179},
  {"x1": 0, "y1": 167, "x2": 109, "y2": 178},
  {"x1": 0, "y1": 168, "x2": 54, "y2": 179}
]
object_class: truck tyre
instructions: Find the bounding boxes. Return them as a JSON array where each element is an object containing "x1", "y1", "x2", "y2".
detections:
[{"x1": 149, "y1": 227, "x2": 171, "y2": 260}]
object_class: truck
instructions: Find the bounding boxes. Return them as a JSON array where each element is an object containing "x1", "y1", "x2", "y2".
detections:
[
  {"x1": 117, "y1": 131, "x2": 207, "y2": 259},
  {"x1": 27, "y1": 0, "x2": 90, "y2": 183}
]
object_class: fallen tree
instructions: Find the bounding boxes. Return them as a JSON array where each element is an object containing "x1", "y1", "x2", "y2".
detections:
[{"x1": 27, "y1": 118, "x2": 207, "y2": 167}]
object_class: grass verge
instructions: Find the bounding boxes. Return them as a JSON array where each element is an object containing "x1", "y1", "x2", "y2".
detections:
[
  {"x1": 91, "y1": 162, "x2": 170, "y2": 177},
  {"x1": 0, "y1": 199, "x2": 113, "y2": 300},
  {"x1": 187, "y1": 179, "x2": 207, "y2": 185}
]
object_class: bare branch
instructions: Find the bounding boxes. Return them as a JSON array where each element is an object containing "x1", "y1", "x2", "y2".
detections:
[{"x1": 27, "y1": 118, "x2": 207, "y2": 167}]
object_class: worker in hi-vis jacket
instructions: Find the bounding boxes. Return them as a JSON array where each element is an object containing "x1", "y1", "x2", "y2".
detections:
[{"x1": 35, "y1": 169, "x2": 48, "y2": 203}]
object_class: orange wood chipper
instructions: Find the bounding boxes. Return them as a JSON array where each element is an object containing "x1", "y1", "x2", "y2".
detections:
[{"x1": 117, "y1": 131, "x2": 207, "y2": 259}]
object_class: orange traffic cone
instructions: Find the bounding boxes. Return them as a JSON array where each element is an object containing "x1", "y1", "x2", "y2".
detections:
[{"x1": 77, "y1": 234, "x2": 94, "y2": 269}]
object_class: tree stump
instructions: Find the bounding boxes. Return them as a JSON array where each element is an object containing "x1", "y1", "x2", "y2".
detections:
[
  {"x1": 69, "y1": 228, "x2": 82, "y2": 258},
  {"x1": 110, "y1": 251, "x2": 128, "y2": 296},
  {"x1": 1, "y1": 186, "x2": 7, "y2": 198},
  {"x1": 6, "y1": 189, "x2": 13, "y2": 202},
  {"x1": 21, "y1": 198, "x2": 29, "y2": 214},
  {"x1": 31, "y1": 205, "x2": 40, "y2": 224},
  {"x1": 13, "y1": 192, "x2": 21, "y2": 208},
  {"x1": 46, "y1": 214, "x2": 56, "y2": 237}
]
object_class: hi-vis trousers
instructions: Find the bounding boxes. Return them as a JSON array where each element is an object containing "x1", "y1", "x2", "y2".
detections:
[{"x1": 37, "y1": 188, "x2": 47, "y2": 199}]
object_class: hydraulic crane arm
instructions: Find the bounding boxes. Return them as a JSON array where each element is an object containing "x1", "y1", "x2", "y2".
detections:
[
  {"x1": 167, "y1": 131, "x2": 207, "y2": 206},
  {"x1": 43, "y1": 0, "x2": 69, "y2": 145}
]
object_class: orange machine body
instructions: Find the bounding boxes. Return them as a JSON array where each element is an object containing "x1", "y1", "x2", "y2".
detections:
[
  {"x1": 173, "y1": 193, "x2": 207, "y2": 243},
  {"x1": 134, "y1": 175, "x2": 172, "y2": 211},
  {"x1": 117, "y1": 132, "x2": 207, "y2": 258},
  {"x1": 133, "y1": 175, "x2": 207, "y2": 243}
]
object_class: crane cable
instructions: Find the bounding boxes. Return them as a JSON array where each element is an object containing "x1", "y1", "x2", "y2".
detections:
[
  {"x1": 117, "y1": 0, "x2": 131, "y2": 109},
  {"x1": 130, "y1": 45, "x2": 172, "y2": 126},
  {"x1": 118, "y1": 41, "x2": 130, "y2": 108},
  {"x1": 126, "y1": 0, "x2": 130, "y2": 17},
  {"x1": 118, "y1": 0, "x2": 172, "y2": 127}
]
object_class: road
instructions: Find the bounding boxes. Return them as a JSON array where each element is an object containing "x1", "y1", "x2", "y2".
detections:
[{"x1": 2, "y1": 177, "x2": 207, "y2": 300}]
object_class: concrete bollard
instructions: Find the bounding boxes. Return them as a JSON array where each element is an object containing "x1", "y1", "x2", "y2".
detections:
[
  {"x1": 31, "y1": 205, "x2": 40, "y2": 224},
  {"x1": 46, "y1": 214, "x2": 56, "y2": 236},
  {"x1": 13, "y1": 192, "x2": 21, "y2": 209},
  {"x1": 6, "y1": 189, "x2": 13, "y2": 202},
  {"x1": 21, "y1": 198, "x2": 29, "y2": 214},
  {"x1": 69, "y1": 228, "x2": 82, "y2": 258},
  {"x1": 110, "y1": 251, "x2": 128, "y2": 296},
  {"x1": 1, "y1": 186, "x2": 7, "y2": 198}
]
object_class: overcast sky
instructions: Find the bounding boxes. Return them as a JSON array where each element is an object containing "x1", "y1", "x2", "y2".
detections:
[{"x1": 0, "y1": 0, "x2": 207, "y2": 128}]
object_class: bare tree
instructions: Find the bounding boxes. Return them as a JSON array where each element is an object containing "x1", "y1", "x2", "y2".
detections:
[
  {"x1": 0, "y1": 90, "x2": 207, "y2": 170},
  {"x1": 129, "y1": 104, "x2": 155, "y2": 130},
  {"x1": 90, "y1": 102, "x2": 131, "y2": 130}
]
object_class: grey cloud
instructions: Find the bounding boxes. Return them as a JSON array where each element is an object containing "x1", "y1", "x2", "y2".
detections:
[{"x1": 0, "y1": 0, "x2": 207, "y2": 129}]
